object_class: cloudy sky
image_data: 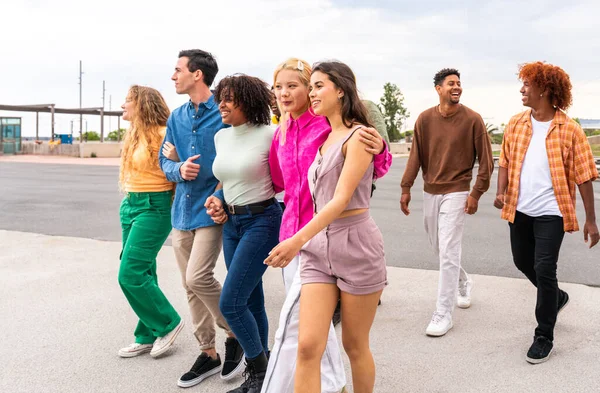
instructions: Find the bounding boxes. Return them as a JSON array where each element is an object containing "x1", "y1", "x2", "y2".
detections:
[{"x1": 1, "y1": 0, "x2": 599, "y2": 137}]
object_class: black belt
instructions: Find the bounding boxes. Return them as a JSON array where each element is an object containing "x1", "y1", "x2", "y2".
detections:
[{"x1": 227, "y1": 198, "x2": 277, "y2": 215}]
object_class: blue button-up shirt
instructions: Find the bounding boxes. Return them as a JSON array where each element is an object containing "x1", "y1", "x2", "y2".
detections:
[{"x1": 159, "y1": 95, "x2": 229, "y2": 231}]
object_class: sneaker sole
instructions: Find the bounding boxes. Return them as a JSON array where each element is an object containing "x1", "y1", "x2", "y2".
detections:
[
  {"x1": 220, "y1": 352, "x2": 246, "y2": 380},
  {"x1": 151, "y1": 320, "x2": 185, "y2": 358},
  {"x1": 526, "y1": 347, "x2": 553, "y2": 364},
  {"x1": 456, "y1": 301, "x2": 471, "y2": 309},
  {"x1": 426, "y1": 321, "x2": 453, "y2": 337},
  {"x1": 118, "y1": 347, "x2": 152, "y2": 358},
  {"x1": 177, "y1": 366, "x2": 221, "y2": 388}
]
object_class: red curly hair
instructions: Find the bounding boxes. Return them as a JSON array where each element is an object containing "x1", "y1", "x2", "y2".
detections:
[{"x1": 518, "y1": 62, "x2": 573, "y2": 110}]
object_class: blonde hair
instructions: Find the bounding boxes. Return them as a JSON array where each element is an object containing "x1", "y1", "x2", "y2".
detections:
[
  {"x1": 119, "y1": 85, "x2": 170, "y2": 189},
  {"x1": 273, "y1": 58, "x2": 312, "y2": 144}
]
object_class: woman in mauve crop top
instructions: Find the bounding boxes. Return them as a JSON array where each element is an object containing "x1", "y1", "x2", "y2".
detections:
[
  {"x1": 307, "y1": 124, "x2": 374, "y2": 214},
  {"x1": 265, "y1": 61, "x2": 386, "y2": 393},
  {"x1": 262, "y1": 57, "x2": 392, "y2": 393}
]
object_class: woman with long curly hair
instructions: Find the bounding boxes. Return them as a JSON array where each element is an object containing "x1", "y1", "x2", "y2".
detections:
[
  {"x1": 495, "y1": 61, "x2": 599, "y2": 364},
  {"x1": 203, "y1": 74, "x2": 283, "y2": 393},
  {"x1": 117, "y1": 85, "x2": 184, "y2": 359}
]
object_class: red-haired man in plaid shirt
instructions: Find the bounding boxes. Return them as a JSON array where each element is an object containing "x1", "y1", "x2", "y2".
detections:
[{"x1": 495, "y1": 62, "x2": 599, "y2": 365}]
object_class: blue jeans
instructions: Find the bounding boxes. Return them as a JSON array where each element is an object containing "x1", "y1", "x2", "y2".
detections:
[{"x1": 220, "y1": 202, "x2": 282, "y2": 359}]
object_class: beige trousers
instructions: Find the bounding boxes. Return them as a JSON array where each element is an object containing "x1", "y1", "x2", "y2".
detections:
[{"x1": 172, "y1": 226, "x2": 231, "y2": 349}]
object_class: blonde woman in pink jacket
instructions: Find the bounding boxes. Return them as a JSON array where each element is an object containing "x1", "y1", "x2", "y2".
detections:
[{"x1": 261, "y1": 58, "x2": 392, "y2": 393}]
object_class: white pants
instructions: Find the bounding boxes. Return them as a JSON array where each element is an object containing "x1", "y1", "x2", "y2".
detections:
[
  {"x1": 282, "y1": 256, "x2": 299, "y2": 293},
  {"x1": 423, "y1": 191, "x2": 470, "y2": 316},
  {"x1": 261, "y1": 256, "x2": 346, "y2": 393}
]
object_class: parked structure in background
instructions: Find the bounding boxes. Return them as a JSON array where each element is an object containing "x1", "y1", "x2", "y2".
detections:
[
  {"x1": 0, "y1": 117, "x2": 22, "y2": 155},
  {"x1": 0, "y1": 104, "x2": 122, "y2": 143}
]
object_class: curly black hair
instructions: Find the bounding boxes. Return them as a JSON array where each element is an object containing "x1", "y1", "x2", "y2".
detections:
[
  {"x1": 214, "y1": 74, "x2": 272, "y2": 126},
  {"x1": 433, "y1": 68, "x2": 460, "y2": 86}
]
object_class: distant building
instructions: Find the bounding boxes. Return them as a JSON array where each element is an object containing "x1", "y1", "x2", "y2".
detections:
[
  {"x1": 579, "y1": 119, "x2": 600, "y2": 130},
  {"x1": 1, "y1": 117, "x2": 22, "y2": 155}
]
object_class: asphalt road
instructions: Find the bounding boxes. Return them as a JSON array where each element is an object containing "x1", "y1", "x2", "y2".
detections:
[{"x1": 1, "y1": 159, "x2": 599, "y2": 285}]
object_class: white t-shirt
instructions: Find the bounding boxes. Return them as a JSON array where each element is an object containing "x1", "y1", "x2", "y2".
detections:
[
  {"x1": 516, "y1": 116, "x2": 562, "y2": 217},
  {"x1": 212, "y1": 123, "x2": 276, "y2": 206}
]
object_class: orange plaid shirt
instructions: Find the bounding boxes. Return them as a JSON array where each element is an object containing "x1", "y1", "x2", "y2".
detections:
[{"x1": 499, "y1": 109, "x2": 598, "y2": 232}]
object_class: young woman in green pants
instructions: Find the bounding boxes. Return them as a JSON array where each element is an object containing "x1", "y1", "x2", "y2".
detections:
[{"x1": 117, "y1": 85, "x2": 185, "y2": 358}]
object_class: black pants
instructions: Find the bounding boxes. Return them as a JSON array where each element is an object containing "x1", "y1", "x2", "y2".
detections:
[{"x1": 509, "y1": 211, "x2": 565, "y2": 341}]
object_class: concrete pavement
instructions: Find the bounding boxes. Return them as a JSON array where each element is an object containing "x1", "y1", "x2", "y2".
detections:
[
  {"x1": 0, "y1": 154, "x2": 120, "y2": 166},
  {"x1": 2, "y1": 158, "x2": 599, "y2": 286},
  {"x1": 2, "y1": 230, "x2": 599, "y2": 393}
]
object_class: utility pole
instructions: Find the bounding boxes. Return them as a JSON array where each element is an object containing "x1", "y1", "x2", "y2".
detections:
[
  {"x1": 101, "y1": 80, "x2": 106, "y2": 142},
  {"x1": 79, "y1": 60, "x2": 83, "y2": 143},
  {"x1": 108, "y1": 95, "x2": 112, "y2": 137},
  {"x1": 51, "y1": 104, "x2": 55, "y2": 141}
]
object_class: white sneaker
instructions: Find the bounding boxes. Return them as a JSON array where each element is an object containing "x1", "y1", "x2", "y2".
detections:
[
  {"x1": 118, "y1": 343, "x2": 153, "y2": 358},
  {"x1": 457, "y1": 276, "x2": 473, "y2": 309},
  {"x1": 426, "y1": 312, "x2": 453, "y2": 337},
  {"x1": 150, "y1": 319, "x2": 185, "y2": 358}
]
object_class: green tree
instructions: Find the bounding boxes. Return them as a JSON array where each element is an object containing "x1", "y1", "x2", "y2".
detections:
[
  {"x1": 107, "y1": 128, "x2": 126, "y2": 141},
  {"x1": 490, "y1": 134, "x2": 504, "y2": 144},
  {"x1": 379, "y1": 82, "x2": 409, "y2": 142},
  {"x1": 485, "y1": 122, "x2": 499, "y2": 134},
  {"x1": 485, "y1": 122, "x2": 503, "y2": 144},
  {"x1": 83, "y1": 131, "x2": 100, "y2": 141}
]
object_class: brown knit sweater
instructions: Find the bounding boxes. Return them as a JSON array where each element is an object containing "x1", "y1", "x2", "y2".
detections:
[{"x1": 401, "y1": 105, "x2": 493, "y2": 200}]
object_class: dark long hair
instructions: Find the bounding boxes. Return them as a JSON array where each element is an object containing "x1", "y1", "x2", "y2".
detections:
[{"x1": 312, "y1": 61, "x2": 373, "y2": 129}]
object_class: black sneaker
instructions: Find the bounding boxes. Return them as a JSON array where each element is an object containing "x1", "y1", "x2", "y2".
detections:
[
  {"x1": 332, "y1": 300, "x2": 341, "y2": 327},
  {"x1": 558, "y1": 290, "x2": 570, "y2": 315},
  {"x1": 526, "y1": 336, "x2": 554, "y2": 364},
  {"x1": 221, "y1": 337, "x2": 245, "y2": 380},
  {"x1": 227, "y1": 352, "x2": 268, "y2": 393},
  {"x1": 177, "y1": 353, "x2": 221, "y2": 388}
]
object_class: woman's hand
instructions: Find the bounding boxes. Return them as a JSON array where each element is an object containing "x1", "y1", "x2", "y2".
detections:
[
  {"x1": 204, "y1": 196, "x2": 228, "y2": 224},
  {"x1": 162, "y1": 141, "x2": 180, "y2": 162},
  {"x1": 264, "y1": 237, "x2": 304, "y2": 268},
  {"x1": 358, "y1": 127, "x2": 384, "y2": 155}
]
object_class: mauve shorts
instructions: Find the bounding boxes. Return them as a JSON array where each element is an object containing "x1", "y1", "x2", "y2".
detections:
[{"x1": 300, "y1": 212, "x2": 387, "y2": 295}]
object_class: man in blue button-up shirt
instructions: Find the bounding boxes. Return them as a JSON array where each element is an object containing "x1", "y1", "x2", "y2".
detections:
[{"x1": 159, "y1": 49, "x2": 243, "y2": 387}]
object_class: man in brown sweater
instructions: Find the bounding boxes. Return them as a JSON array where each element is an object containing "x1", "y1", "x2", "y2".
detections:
[{"x1": 400, "y1": 68, "x2": 493, "y2": 337}]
